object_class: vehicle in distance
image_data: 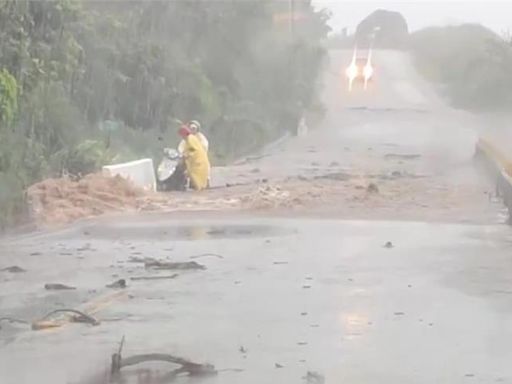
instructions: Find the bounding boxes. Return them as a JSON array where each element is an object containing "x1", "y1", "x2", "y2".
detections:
[{"x1": 345, "y1": 50, "x2": 374, "y2": 91}]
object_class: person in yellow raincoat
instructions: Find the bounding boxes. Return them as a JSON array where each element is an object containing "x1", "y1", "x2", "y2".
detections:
[{"x1": 178, "y1": 125, "x2": 210, "y2": 191}]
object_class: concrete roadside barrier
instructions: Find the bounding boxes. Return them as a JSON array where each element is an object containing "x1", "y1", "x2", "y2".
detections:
[
  {"x1": 103, "y1": 158, "x2": 156, "y2": 192},
  {"x1": 475, "y1": 137, "x2": 512, "y2": 221}
]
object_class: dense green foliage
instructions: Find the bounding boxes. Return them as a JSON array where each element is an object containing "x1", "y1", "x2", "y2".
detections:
[
  {"x1": 411, "y1": 24, "x2": 512, "y2": 110},
  {"x1": 0, "y1": 0, "x2": 329, "y2": 227}
]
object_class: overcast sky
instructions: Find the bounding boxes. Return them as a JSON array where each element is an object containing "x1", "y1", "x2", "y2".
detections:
[{"x1": 312, "y1": 1, "x2": 512, "y2": 35}]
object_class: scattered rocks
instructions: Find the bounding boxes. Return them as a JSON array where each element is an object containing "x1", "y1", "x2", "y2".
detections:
[
  {"x1": 302, "y1": 285, "x2": 312, "y2": 289},
  {"x1": 384, "y1": 241, "x2": 394, "y2": 249},
  {"x1": 394, "y1": 312, "x2": 405, "y2": 316},
  {"x1": 297, "y1": 341, "x2": 308, "y2": 346},
  {"x1": 1, "y1": 266, "x2": 26, "y2": 273},
  {"x1": 367, "y1": 183, "x2": 379, "y2": 194},
  {"x1": 106, "y1": 279, "x2": 127, "y2": 289},
  {"x1": 239, "y1": 346, "x2": 247, "y2": 354},
  {"x1": 275, "y1": 363, "x2": 284, "y2": 369},
  {"x1": 303, "y1": 371, "x2": 325, "y2": 384},
  {"x1": 44, "y1": 283, "x2": 76, "y2": 290}
]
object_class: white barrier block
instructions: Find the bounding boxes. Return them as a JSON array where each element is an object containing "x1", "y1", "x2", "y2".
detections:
[{"x1": 102, "y1": 158, "x2": 156, "y2": 192}]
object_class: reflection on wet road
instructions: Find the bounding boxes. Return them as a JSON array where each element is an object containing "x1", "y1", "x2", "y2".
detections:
[{"x1": 2, "y1": 218, "x2": 512, "y2": 383}]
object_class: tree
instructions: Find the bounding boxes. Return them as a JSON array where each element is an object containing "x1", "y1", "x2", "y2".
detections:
[{"x1": 0, "y1": 68, "x2": 18, "y2": 127}]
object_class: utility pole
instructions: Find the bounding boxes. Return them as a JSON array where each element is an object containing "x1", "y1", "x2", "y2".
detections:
[{"x1": 289, "y1": 0, "x2": 295, "y2": 42}]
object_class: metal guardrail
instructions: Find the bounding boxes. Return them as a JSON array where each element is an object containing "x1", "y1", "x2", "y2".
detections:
[{"x1": 475, "y1": 138, "x2": 512, "y2": 223}]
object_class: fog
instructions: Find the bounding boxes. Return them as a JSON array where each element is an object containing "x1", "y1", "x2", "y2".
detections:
[
  {"x1": 314, "y1": 0, "x2": 512, "y2": 34},
  {"x1": 3, "y1": 2, "x2": 512, "y2": 384}
]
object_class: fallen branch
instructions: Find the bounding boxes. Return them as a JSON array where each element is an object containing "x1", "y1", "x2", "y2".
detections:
[
  {"x1": 190, "y1": 253, "x2": 224, "y2": 260},
  {"x1": 32, "y1": 309, "x2": 100, "y2": 330},
  {"x1": 130, "y1": 274, "x2": 179, "y2": 281},
  {"x1": 44, "y1": 283, "x2": 76, "y2": 290},
  {"x1": 145, "y1": 261, "x2": 206, "y2": 270},
  {"x1": 128, "y1": 256, "x2": 158, "y2": 264},
  {"x1": 111, "y1": 353, "x2": 216, "y2": 377},
  {"x1": 0, "y1": 266, "x2": 26, "y2": 273}
]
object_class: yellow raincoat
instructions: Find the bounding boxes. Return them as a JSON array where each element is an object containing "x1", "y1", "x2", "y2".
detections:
[{"x1": 182, "y1": 134, "x2": 210, "y2": 191}]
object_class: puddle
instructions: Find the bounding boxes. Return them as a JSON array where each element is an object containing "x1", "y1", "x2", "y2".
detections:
[{"x1": 80, "y1": 224, "x2": 295, "y2": 241}]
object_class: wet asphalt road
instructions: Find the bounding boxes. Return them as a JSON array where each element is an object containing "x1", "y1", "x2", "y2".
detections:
[
  {"x1": 2, "y1": 217, "x2": 512, "y2": 383},
  {"x1": 2, "y1": 50, "x2": 512, "y2": 383},
  {"x1": 210, "y1": 50, "x2": 499, "y2": 223}
]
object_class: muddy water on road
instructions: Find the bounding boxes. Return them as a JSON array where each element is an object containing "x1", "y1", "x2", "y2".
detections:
[{"x1": 79, "y1": 222, "x2": 295, "y2": 241}]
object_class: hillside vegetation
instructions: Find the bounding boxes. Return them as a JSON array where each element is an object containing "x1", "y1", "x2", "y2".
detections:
[
  {"x1": 411, "y1": 24, "x2": 512, "y2": 110},
  {"x1": 0, "y1": 0, "x2": 330, "y2": 227}
]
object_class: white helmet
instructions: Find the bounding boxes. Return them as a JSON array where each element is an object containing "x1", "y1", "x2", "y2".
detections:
[{"x1": 188, "y1": 120, "x2": 201, "y2": 133}]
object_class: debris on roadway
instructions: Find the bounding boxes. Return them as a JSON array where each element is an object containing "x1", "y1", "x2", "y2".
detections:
[
  {"x1": 111, "y1": 338, "x2": 217, "y2": 380},
  {"x1": 130, "y1": 274, "x2": 179, "y2": 281},
  {"x1": 31, "y1": 309, "x2": 100, "y2": 331},
  {"x1": 304, "y1": 371, "x2": 325, "y2": 384},
  {"x1": 27, "y1": 173, "x2": 145, "y2": 226},
  {"x1": 0, "y1": 266, "x2": 26, "y2": 273},
  {"x1": 106, "y1": 279, "x2": 127, "y2": 289},
  {"x1": 367, "y1": 182, "x2": 379, "y2": 193},
  {"x1": 44, "y1": 283, "x2": 76, "y2": 290},
  {"x1": 144, "y1": 260, "x2": 206, "y2": 270}
]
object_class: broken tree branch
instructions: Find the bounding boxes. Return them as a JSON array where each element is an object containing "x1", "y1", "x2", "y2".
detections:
[{"x1": 130, "y1": 274, "x2": 179, "y2": 281}]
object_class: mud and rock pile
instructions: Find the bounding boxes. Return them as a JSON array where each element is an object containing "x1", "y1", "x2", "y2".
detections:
[
  {"x1": 27, "y1": 173, "x2": 147, "y2": 226},
  {"x1": 240, "y1": 184, "x2": 306, "y2": 210}
]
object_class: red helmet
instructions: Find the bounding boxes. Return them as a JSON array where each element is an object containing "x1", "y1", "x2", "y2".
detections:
[{"x1": 179, "y1": 125, "x2": 191, "y2": 138}]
